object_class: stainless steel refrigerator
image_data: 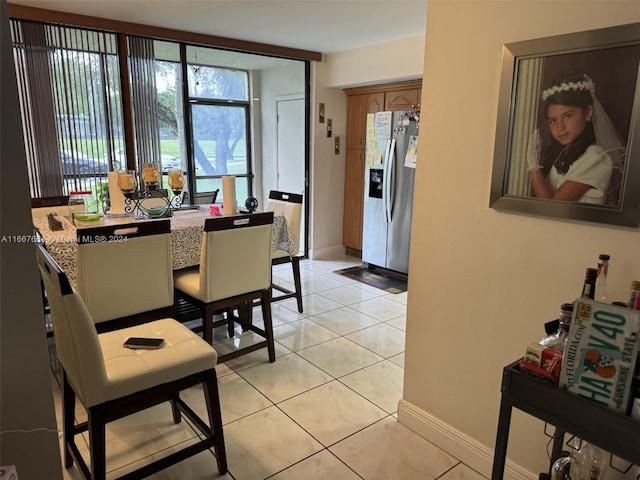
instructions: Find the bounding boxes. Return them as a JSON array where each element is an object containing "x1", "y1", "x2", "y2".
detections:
[{"x1": 362, "y1": 110, "x2": 418, "y2": 275}]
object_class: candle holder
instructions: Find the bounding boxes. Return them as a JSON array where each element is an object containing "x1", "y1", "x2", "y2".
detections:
[
  {"x1": 142, "y1": 163, "x2": 160, "y2": 188},
  {"x1": 167, "y1": 168, "x2": 185, "y2": 195},
  {"x1": 118, "y1": 168, "x2": 183, "y2": 218},
  {"x1": 117, "y1": 170, "x2": 137, "y2": 194}
]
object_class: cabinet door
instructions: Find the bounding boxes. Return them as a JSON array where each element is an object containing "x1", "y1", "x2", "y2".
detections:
[
  {"x1": 384, "y1": 88, "x2": 420, "y2": 110},
  {"x1": 346, "y1": 95, "x2": 366, "y2": 149},
  {"x1": 343, "y1": 149, "x2": 365, "y2": 250},
  {"x1": 365, "y1": 92, "x2": 385, "y2": 114}
]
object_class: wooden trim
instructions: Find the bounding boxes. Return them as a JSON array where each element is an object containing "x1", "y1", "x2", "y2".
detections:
[
  {"x1": 343, "y1": 79, "x2": 422, "y2": 97},
  {"x1": 8, "y1": 4, "x2": 322, "y2": 62},
  {"x1": 116, "y1": 33, "x2": 136, "y2": 170}
]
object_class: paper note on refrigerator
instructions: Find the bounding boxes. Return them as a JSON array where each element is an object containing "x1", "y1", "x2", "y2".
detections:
[
  {"x1": 404, "y1": 135, "x2": 418, "y2": 168},
  {"x1": 375, "y1": 111, "x2": 392, "y2": 140},
  {"x1": 365, "y1": 152, "x2": 374, "y2": 167},
  {"x1": 366, "y1": 113, "x2": 375, "y2": 128}
]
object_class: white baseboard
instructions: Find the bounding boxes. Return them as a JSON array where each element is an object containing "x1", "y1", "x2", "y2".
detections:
[{"x1": 397, "y1": 399, "x2": 534, "y2": 480}]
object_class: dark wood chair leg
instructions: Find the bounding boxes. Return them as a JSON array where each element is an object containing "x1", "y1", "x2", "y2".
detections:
[
  {"x1": 203, "y1": 303, "x2": 215, "y2": 344},
  {"x1": 226, "y1": 308, "x2": 235, "y2": 338},
  {"x1": 260, "y1": 289, "x2": 276, "y2": 362},
  {"x1": 62, "y1": 371, "x2": 75, "y2": 468},
  {"x1": 170, "y1": 393, "x2": 182, "y2": 424},
  {"x1": 203, "y1": 370, "x2": 227, "y2": 474},
  {"x1": 291, "y1": 256, "x2": 303, "y2": 313},
  {"x1": 88, "y1": 408, "x2": 107, "y2": 480}
]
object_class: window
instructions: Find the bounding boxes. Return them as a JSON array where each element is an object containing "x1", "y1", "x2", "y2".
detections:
[
  {"x1": 187, "y1": 48, "x2": 251, "y2": 204},
  {"x1": 12, "y1": 17, "x2": 309, "y2": 258}
]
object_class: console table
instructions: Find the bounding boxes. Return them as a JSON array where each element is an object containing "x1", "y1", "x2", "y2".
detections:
[{"x1": 491, "y1": 360, "x2": 640, "y2": 479}]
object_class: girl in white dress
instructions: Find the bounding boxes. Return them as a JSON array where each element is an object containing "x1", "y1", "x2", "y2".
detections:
[{"x1": 527, "y1": 70, "x2": 624, "y2": 205}]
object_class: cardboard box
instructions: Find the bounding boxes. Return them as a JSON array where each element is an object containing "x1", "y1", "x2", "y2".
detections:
[
  {"x1": 560, "y1": 299, "x2": 640, "y2": 412},
  {"x1": 524, "y1": 342, "x2": 546, "y2": 367}
]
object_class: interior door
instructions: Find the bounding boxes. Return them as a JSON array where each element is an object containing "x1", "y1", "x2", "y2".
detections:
[
  {"x1": 276, "y1": 96, "x2": 305, "y2": 254},
  {"x1": 276, "y1": 97, "x2": 305, "y2": 193}
]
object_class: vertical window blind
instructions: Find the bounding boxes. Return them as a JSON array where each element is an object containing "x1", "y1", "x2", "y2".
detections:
[{"x1": 10, "y1": 19, "x2": 127, "y2": 198}]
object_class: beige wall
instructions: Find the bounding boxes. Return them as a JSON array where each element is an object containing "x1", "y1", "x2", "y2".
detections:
[
  {"x1": 400, "y1": 1, "x2": 640, "y2": 477},
  {"x1": 309, "y1": 60, "x2": 351, "y2": 258},
  {"x1": 326, "y1": 34, "x2": 425, "y2": 88}
]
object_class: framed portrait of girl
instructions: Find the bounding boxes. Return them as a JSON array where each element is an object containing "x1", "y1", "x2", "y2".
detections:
[{"x1": 490, "y1": 22, "x2": 640, "y2": 227}]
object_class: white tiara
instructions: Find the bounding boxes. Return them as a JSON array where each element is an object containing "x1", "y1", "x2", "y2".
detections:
[{"x1": 541, "y1": 77, "x2": 595, "y2": 101}]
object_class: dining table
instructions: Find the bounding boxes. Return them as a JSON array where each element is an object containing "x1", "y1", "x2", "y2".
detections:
[{"x1": 33, "y1": 206, "x2": 294, "y2": 290}]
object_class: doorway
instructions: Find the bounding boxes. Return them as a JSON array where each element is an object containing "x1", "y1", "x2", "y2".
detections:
[{"x1": 276, "y1": 95, "x2": 305, "y2": 255}]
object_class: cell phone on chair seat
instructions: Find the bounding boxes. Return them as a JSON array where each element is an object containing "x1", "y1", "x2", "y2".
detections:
[{"x1": 123, "y1": 337, "x2": 165, "y2": 349}]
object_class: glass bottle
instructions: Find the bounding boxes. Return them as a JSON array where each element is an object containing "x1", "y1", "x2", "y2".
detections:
[
  {"x1": 595, "y1": 254, "x2": 610, "y2": 303},
  {"x1": 551, "y1": 451, "x2": 576, "y2": 480},
  {"x1": 627, "y1": 280, "x2": 640, "y2": 308},
  {"x1": 581, "y1": 268, "x2": 598, "y2": 300},
  {"x1": 540, "y1": 303, "x2": 573, "y2": 350},
  {"x1": 574, "y1": 441, "x2": 603, "y2": 480}
]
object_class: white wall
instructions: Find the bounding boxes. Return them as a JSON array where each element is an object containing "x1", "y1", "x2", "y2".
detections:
[
  {"x1": 326, "y1": 35, "x2": 425, "y2": 88},
  {"x1": 399, "y1": 1, "x2": 640, "y2": 477}
]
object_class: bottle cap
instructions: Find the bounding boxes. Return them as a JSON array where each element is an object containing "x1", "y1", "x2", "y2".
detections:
[
  {"x1": 631, "y1": 280, "x2": 640, "y2": 290},
  {"x1": 598, "y1": 254, "x2": 610, "y2": 261}
]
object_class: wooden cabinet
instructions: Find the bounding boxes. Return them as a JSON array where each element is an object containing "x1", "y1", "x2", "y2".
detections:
[
  {"x1": 343, "y1": 91, "x2": 385, "y2": 251},
  {"x1": 365, "y1": 92, "x2": 385, "y2": 115},
  {"x1": 342, "y1": 80, "x2": 421, "y2": 254},
  {"x1": 384, "y1": 88, "x2": 420, "y2": 111},
  {"x1": 342, "y1": 149, "x2": 365, "y2": 250},
  {"x1": 346, "y1": 92, "x2": 385, "y2": 150},
  {"x1": 346, "y1": 95, "x2": 366, "y2": 149}
]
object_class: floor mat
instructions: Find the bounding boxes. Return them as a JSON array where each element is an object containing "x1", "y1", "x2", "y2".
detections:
[{"x1": 334, "y1": 266, "x2": 407, "y2": 294}]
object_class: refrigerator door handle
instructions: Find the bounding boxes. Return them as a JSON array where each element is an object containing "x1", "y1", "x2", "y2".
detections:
[
  {"x1": 388, "y1": 139, "x2": 396, "y2": 223},
  {"x1": 384, "y1": 139, "x2": 395, "y2": 224}
]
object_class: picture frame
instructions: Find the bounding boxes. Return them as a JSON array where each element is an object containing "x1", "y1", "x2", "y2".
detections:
[{"x1": 490, "y1": 23, "x2": 640, "y2": 227}]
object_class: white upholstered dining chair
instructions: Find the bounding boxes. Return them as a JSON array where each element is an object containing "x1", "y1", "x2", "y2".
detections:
[
  {"x1": 75, "y1": 219, "x2": 174, "y2": 332},
  {"x1": 36, "y1": 242, "x2": 227, "y2": 480},
  {"x1": 173, "y1": 211, "x2": 276, "y2": 363},
  {"x1": 265, "y1": 190, "x2": 303, "y2": 313}
]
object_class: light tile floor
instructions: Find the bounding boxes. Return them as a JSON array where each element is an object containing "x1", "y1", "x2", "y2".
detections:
[{"x1": 51, "y1": 254, "x2": 487, "y2": 480}]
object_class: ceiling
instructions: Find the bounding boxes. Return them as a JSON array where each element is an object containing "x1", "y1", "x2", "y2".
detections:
[{"x1": 8, "y1": 0, "x2": 428, "y2": 55}]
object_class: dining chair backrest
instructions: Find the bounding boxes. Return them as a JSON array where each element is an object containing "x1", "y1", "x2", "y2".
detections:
[
  {"x1": 76, "y1": 219, "x2": 173, "y2": 324},
  {"x1": 199, "y1": 212, "x2": 274, "y2": 303},
  {"x1": 265, "y1": 190, "x2": 302, "y2": 256},
  {"x1": 36, "y1": 243, "x2": 107, "y2": 407},
  {"x1": 31, "y1": 195, "x2": 70, "y2": 218}
]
